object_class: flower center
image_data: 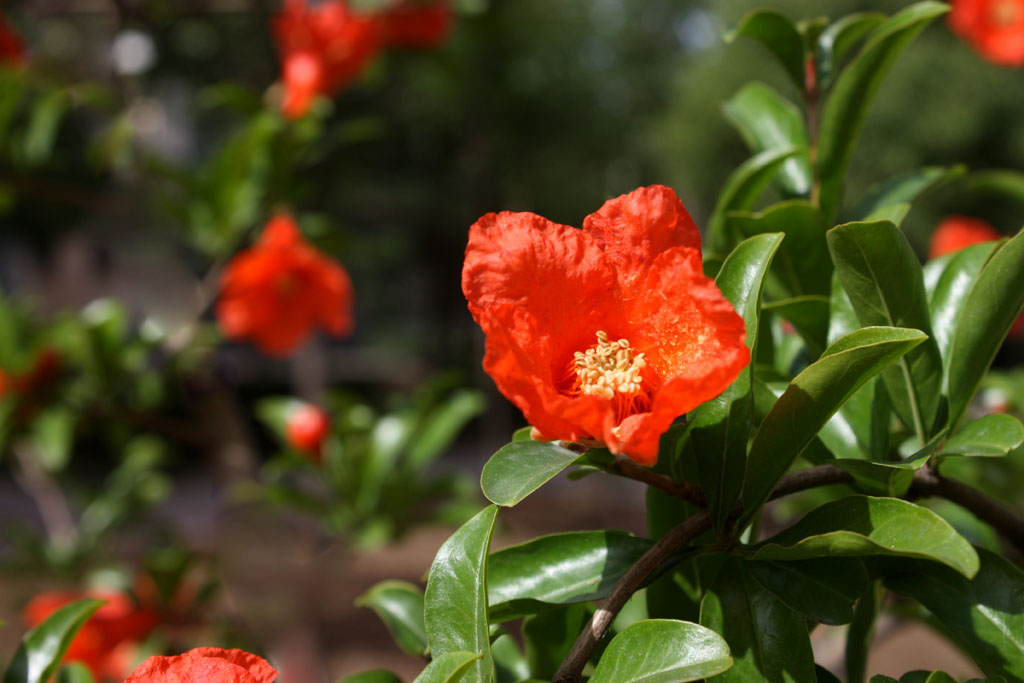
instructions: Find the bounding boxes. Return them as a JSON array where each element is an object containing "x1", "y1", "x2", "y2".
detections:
[
  {"x1": 573, "y1": 331, "x2": 646, "y2": 400},
  {"x1": 992, "y1": 0, "x2": 1021, "y2": 26}
]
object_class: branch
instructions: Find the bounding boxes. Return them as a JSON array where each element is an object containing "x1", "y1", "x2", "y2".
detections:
[
  {"x1": 910, "y1": 468, "x2": 1024, "y2": 554},
  {"x1": 552, "y1": 510, "x2": 712, "y2": 683},
  {"x1": 612, "y1": 455, "x2": 705, "y2": 507}
]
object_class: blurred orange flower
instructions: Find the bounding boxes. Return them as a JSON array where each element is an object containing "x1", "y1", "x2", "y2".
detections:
[
  {"x1": 950, "y1": 0, "x2": 1024, "y2": 66},
  {"x1": 286, "y1": 402, "x2": 330, "y2": 461},
  {"x1": 125, "y1": 647, "x2": 278, "y2": 683},
  {"x1": 273, "y1": 0, "x2": 385, "y2": 118},
  {"x1": 0, "y1": 13, "x2": 24, "y2": 64},
  {"x1": 217, "y1": 214, "x2": 354, "y2": 356},
  {"x1": 462, "y1": 185, "x2": 749, "y2": 466},
  {"x1": 383, "y1": 2, "x2": 453, "y2": 48},
  {"x1": 23, "y1": 590, "x2": 158, "y2": 681}
]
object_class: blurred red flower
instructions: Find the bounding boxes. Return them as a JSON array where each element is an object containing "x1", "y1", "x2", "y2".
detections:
[
  {"x1": 0, "y1": 348, "x2": 61, "y2": 400},
  {"x1": 0, "y1": 13, "x2": 24, "y2": 64},
  {"x1": 462, "y1": 185, "x2": 749, "y2": 466},
  {"x1": 383, "y1": 2, "x2": 453, "y2": 48},
  {"x1": 23, "y1": 590, "x2": 158, "y2": 681},
  {"x1": 286, "y1": 402, "x2": 330, "y2": 460},
  {"x1": 950, "y1": 0, "x2": 1024, "y2": 66},
  {"x1": 273, "y1": 0, "x2": 385, "y2": 118},
  {"x1": 217, "y1": 214, "x2": 354, "y2": 356},
  {"x1": 125, "y1": 647, "x2": 278, "y2": 683},
  {"x1": 930, "y1": 215, "x2": 1023, "y2": 340}
]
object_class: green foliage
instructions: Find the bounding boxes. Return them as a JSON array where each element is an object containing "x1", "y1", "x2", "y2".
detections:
[
  {"x1": 480, "y1": 440, "x2": 580, "y2": 507},
  {"x1": 588, "y1": 620, "x2": 733, "y2": 682},
  {"x1": 356, "y1": 581, "x2": 428, "y2": 657},
  {"x1": 2, "y1": 599, "x2": 104, "y2": 683}
]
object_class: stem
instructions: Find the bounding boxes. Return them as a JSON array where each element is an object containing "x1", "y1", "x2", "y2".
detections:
[
  {"x1": 612, "y1": 455, "x2": 705, "y2": 507},
  {"x1": 552, "y1": 510, "x2": 712, "y2": 683},
  {"x1": 12, "y1": 442, "x2": 79, "y2": 552},
  {"x1": 909, "y1": 467, "x2": 1024, "y2": 554}
]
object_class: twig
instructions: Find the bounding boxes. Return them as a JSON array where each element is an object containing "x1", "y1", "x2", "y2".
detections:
[
  {"x1": 11, "y1": 442, "x2": 79, "y2": 552},
  {"x1": 769, "y1": 464, "x2": 853, "y2": 499},
  {"x1": 612, "y1": 455, "x2": 705, "y2": 507},
  {"x1": 909, "y1": 468, "x2": 1024, "y2": 554},
  {"x1": 552, "y1": 510, "x2": 712, "y2": 683}
]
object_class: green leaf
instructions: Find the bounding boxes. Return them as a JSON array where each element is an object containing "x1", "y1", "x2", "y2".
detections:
[
  {"x1": 967, "y1": 169, "x2": 1024, "y2": 204},
  {"x1": 700, "y1": 558, "x2": 815, "y2": 682},
  {"x1": 480, "y1": 441, "x2": 580, "y2": 507},
  {"x1": 589, "y1": 619, "x2": 733, "y2": 683},
  {"x1": 815, "y1": 13, "x2": 885, "y2": 91},
  {"x1": 741, "y1": 327, "x2": 927, "y2": 524},
  {"x1": 762, "y1": 295, "x2": 830, "y2": 356},
  {"x1": 30, "y1": 407, "x2": 75, "y2": 473},
  {"x1": 827, "y1": 220, "x2": 943, "y2": 440},
  {"x1": 847, "y1": 583, "x2": 883, "y2": 683},
  {"x1": 946, "y1": 228, "x2": 1024, "y2": 429},
  {"x1": 752, "y1": 496, "x2": 979, "y2": 578},
  {"x1": 816, "y1": 665, "x2": 843, "y2": 683},
  {"x1": 941, "y1": 414, "x2": 1024, "y2": 457},
  {"x1": 849, "y1": 165, "x2": 966, "y2": 224},
  {"x1": 829, "y1": 450, "x2": 930, "y2": 498},
  {"x1": 816, "y1": 2, "x2": 950, "y2": 221},
  {"x1": 492, "y1": 634, "x2": 530, "y2": 683},
  {"x1": 689, "y1": 233, "x2": 783, "y2": 529},
  {"x1": 928, "y1": 242, "x2": 997, "y2": 369},
  {"x1": 708, "y1": 148, "x2": 800, "y2": 254},
  {"x1": 488, "y1": 531, "x2": 653, "y2": 621},
  {"x1": 424, "y1": 505, "x2": 499, "y2": 682},
  {"x1": 722, "y1": 83, "x2": 811, "y2": 197},
  {"x1": 897, "y1": 672, "x2": 958, "y2": 683},
  {"x1": 408, "y1": 390, "x2": 486, "y2": 469},
  {"x1": 522, "y1": 604, "x2": 590, "y2": 680},
  {"x1": 412, "y1": 652, "x2": 482, "y2": 683},
  {"x1": 3, "y1": 599, "x2": 105, "y2": 683},
  {"x1": 884, "y1": 547, "x2": 1024, "y2": 680},
  {"x1": 748, "y1": 558, "x2": 869, "y2": 625},
  {"x1": 728, "y1": 200, "x2": 830, "y2": 298},
  {"x1": 356, "y1": 581, "x2": 428, "y2": 657},
  {"x1": 338, "y1": 671, "x2": 403, "y2": 683},
  {"x1": 727, "y1": 10, "x2": 805, "y2": 89},
  {"x1": 55, "y1": 663, "x2": 96, "y2": 683}
]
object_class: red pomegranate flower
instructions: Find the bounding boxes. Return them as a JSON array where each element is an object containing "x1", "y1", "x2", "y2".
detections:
[
  {"x1": 125, "y1": 647, "x2": 278, "y2": 683},
  {"x1": 462, "y1": 185, "x2": 749, "y2": 466},
  {"x1": 217, "y1": 214, "x2": 354, "y2": 356},
  {"x1": 23, "y1": 590, "x2": 158, "y2": 681},
  {"x1": 273, "y1": 0, "x2": 384, "y2": 118},
  {"x1": 950, "y1": 0, "x2": 1024, "y2": 66},
  {"x1": 0, "y1": 13, "x2": 24, "y2": 64},
  {"x1": 286, "y1": 402, "x2": 330, "y2": 461},
  {"x1": 383, "y1": 2, "x2": 453, "y2": 48}
]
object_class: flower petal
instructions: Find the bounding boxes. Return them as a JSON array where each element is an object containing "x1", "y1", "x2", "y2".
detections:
[{"x1": 582, "y1": 185, "x2": 701, "y2": 298}]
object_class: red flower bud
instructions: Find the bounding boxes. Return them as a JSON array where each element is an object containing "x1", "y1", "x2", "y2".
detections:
[
  {"x1": 285, "y1": 402, "x2": 330, "y2": 459},
  {"x1": 950, "y1": 0, "x2": 1024, "y2": 66}
]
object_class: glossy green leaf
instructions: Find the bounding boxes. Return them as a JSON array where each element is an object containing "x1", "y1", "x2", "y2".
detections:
[
  {"x1": 690, "y1": 233, "x2": 783, "y2": 529},
  {"x1": 700, "y1": 559, "x2": 815, "y2": 682},
  {"x1": 3, "y1": 599, "x2": 105, "y2": 683},
  {"x1": 412, "y1": 652, "x2": 482, "y2": 683},
  {"x1": 885, "y1": 547, "x2": 1024, "y2": 680},
  {"x1": 946, "y1": 228, "x2": 1024, "y2": 428},
  {"x1": 817, "y1": 2, "x2": 950, "y2": 220},
  {"x1": 424, "y1": 505, "x2": 499, "y2": 682},
  {"x1": 338, "y1": 671, "x2": 403, "y2": 683},
  {"x1": 55, "y1": 663, "x2": 96, "y2": 683},
  {"x1": 816, "y1": 665, "x2": 843, "y2": 683},
  {"x1": 748, "y1": 558, "x2": 869, "y2": 625},
  {"x1": 356, "y1": 581, "x2": 428, "y2": 656},
  {"x1": 741, "y1": 327, "x2": 927, "y2": 524},
  {"x1": 829, "y1": 449, "x2": 931, "y2": 497},
  {"x1": 752, "y1": 496, "x2": 979, "y2": 578},
  {"x1": 723, "y1": 83, "x2": 811, "y2": 197},
  {"x1": 941, "y1": 414, "x2": 1024, "y2": 457},
  {"x1": 522, "y1": 604, "x2": 590, "y2": 680},
  {"x1": 762, "y1": 295, "x2": 830, "y2": 356},
  {"x1": 729, "y1": 201, "x2": 830, "y2": 298},
  {"x1": 827, "y1": 220, "x2": 943, "y2": 439},
  {"x1": 488, "y1": 530, "x2": 653, "y2": 621},
  {"x1": 480, "y1": 441, "x2": 580, "y2": 507},
  {"x1": 968, "y1": 169, "x2": 1024, "y2": 204},
  {"x1": 727, "y1": 10, "x2": 805, "y2": 88},
  {"x1": 708, "y1": 148, "x2": 800, "y2": 254},
  {"x1": 815, "y1": 13, "x2": 885, "y2": 90},
  {"x1": 896, "y1": 672, "x2": 957, "y2": 683},
  {"x1": 589, "y1": 619, "x2": 733, "y2": 683},
  {"x1": 928, "y1": 242, "x2": 997, "y2": 368},
  {"x1": 849, "y1": 165, "x2": 965, "y2": 224},
  {"x1": 491, "y1": 633, "x2": 530, "y2": 683}
]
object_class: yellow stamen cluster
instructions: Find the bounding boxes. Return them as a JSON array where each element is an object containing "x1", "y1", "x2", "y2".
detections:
[{"x1": 574, "y1": 331, "x2": 646, "y2": 400}]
